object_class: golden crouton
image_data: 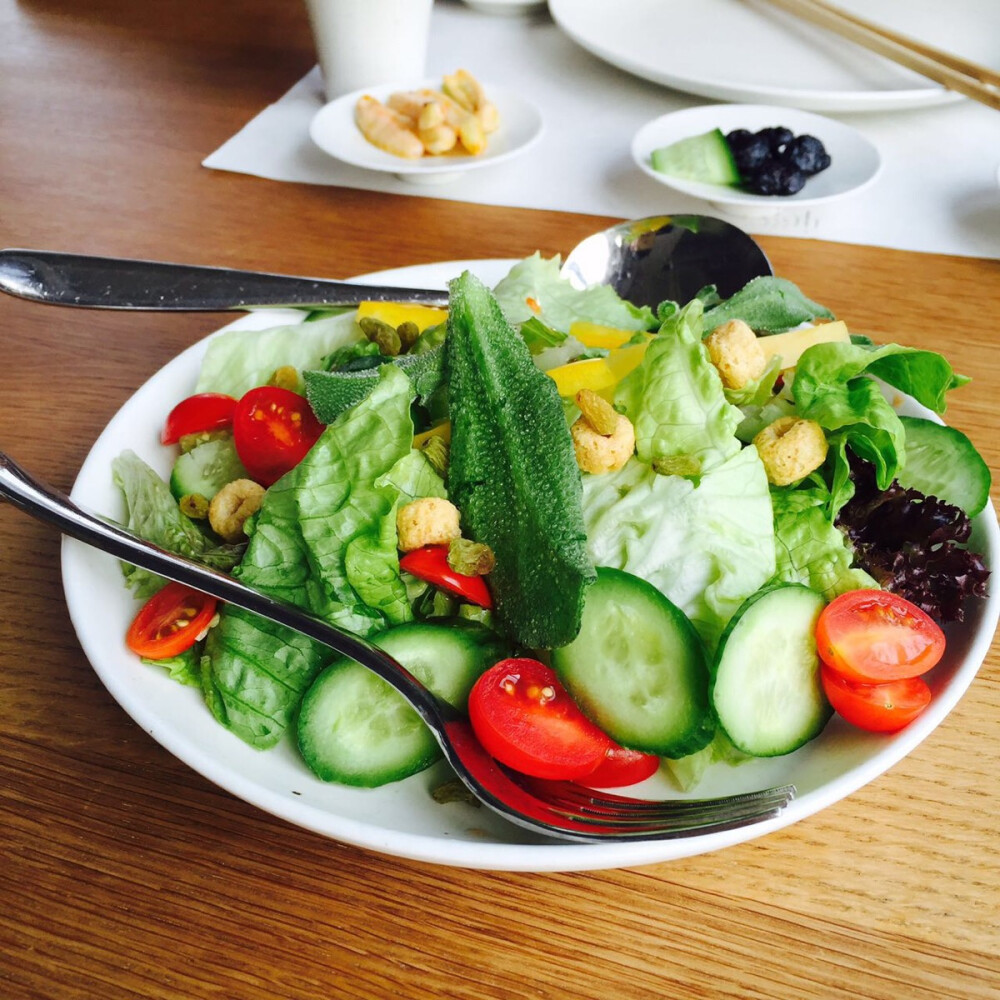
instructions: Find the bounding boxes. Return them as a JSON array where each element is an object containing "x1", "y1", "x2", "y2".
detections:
[
  {"x1": 396, "y1": 497, "x2": 461, "y2": 552},
  {"x1": 705, "y1": 319, "x2": 768, "y2": 390},
  {"x1": 753, "y1": 416, "x2": 828, "y2": 486},
  {"x1": 571, "y1": 411, "x2": 635, "y2": 474},
  {"x1": 208, "y1": 479, "x2": 265, "y2": 543}
]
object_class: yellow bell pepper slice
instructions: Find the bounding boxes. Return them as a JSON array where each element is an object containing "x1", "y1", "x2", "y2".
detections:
[
  {"x1": 604, "y1": 342, "x2": 650, "y2": 381},
  {"x1": 569, "y1": 321, "x2": 637, "y2": 350},
  {"x1": 546, "y1": 357, "x2": 618, "y2": 398},
  {"x1": 413, "y1": 422, "x2": 451, "y2": 448},
  {"x1": 357, "y1": 301, "x2": 448, "y2": 332}
]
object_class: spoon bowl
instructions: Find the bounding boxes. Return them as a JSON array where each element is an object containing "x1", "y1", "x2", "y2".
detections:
[
  {"x1": 0, "y1": 216, "x2": 771, "y2": 313},
  {"x1": 561, "y1": 215, "x2": 772, "y2": 309}
]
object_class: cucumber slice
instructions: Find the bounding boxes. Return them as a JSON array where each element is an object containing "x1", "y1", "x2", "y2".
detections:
[
  {"x1": 897, "y1": 415, "x2": 991, "y2": 516},
  {"x1": 296, "y1": 620, "x2": 511, "y2": 787},
  {"x1": 169, "y1": 437, "x2": 248, "y2": 501},
  {"x1": 711, "y1": 584, "x2": 830, "y2": 757},
  {"x1": 650, "y1": 129, "x2": 741, "y2": 186},
  {"x1": 551, "y1": 567, "x2": 714, "y2": 758}
]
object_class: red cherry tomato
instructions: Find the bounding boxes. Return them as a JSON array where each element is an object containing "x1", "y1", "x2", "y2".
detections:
[
  {"x1": 821, "y1": 664, "x2": 932, "y2": 733},
  {"x1": 468, "y1": 658, "x2": 613, "y2": 780},
  {"x1": 576, "y1": 744, "x2": 660, "y2": 789},
  {"x1": 161, "y1": 393, "x2": 237, "y2": 445},
  {"x1": 398, "y1": 545, "x2": 492, "y2": 608},
  {"x1": 815, "y1": 589, "x2": 946, "y2": 684},
  {"x1": 126, "y1": 582, "x2": 218, "y2": 660},
  {"x1": 232, "y1": 386, "x2": 325, "y2": 487}
]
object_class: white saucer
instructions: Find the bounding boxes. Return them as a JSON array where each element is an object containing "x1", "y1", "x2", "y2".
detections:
[
  {"x1": 310, "y1": 80, "x2": 544, "y2": 184},
  {"x1": 632, "y1": 105, "x2": 882, "y2": 213}
]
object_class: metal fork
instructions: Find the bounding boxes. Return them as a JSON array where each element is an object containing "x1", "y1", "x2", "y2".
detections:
[{"x1": 0, "y1": 451, "x2": 795, "y2": 842}]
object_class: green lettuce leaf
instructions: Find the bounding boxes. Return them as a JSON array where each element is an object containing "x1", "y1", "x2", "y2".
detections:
[
  {"x1": 582, "y1": 447, "x2": 775, "y2": 650},
  {"x1": 111, "y1": 450, "x2": 244, "y2": 598},
  {"x1": 196, "y1": 312, "x2": 363, "y2": 397},
  {"x1": 304, "y1": 345, "x2": 444, "y2": 423},
  {"x1": 614, "y1": 297, "x2": 743, "y2": 476},
  {"x1": 770, "y1": 487, "x2": 878, "y2": 598},
  {"x1": 792, "y1": 341, "x2": 968, "y2": 495},
  {"x1": 701, "y1": 276, "x2": 835, "y2": 334},
  {"x1": 202, "y1": 365, "x2": 425, "y2": 749},
  {"x1": 492, "y1": 253, "x2": 656, "y2": 333}
]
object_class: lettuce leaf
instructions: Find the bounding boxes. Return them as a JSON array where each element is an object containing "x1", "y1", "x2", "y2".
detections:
[
  {"x1": 793, "y1": 341, "x2": 969, "y2": 500},
  {"x1": 111, "y1": 450, "x2": 244, "y2": 598},
  {"x1": 492, "y1": 253, "x2": 656, "y2": 334},
  {"x1": 582, "y1": 447, "x2": 775, "y2": 650},
  {"x1": 770, "y1": 487, "x2": 877, "y2": 598},
  {"x1": 201, "y1": 365, "x2": 435, "y2": 748},
  {"x1": 196, "y1": 312, "x2": 363, "y2": 397},
  {"x1": 614, "y1": 297, "x2": 743, "y2": 476}
]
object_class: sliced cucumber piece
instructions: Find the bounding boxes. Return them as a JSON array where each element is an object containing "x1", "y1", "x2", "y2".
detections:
[
  {"x1": 169, "y1": 436, "x2": 248, "y2": 501},
  {"x1": 551, "y1": 567, "x2": 714, "y2": 758},
  {"x1": 711, "y1": 584, "x2": 830, "y2": 757},
  {"x1": 650, "y1": 129, "x2": 741, "y2": 185},
  {"x1": 898, "y1": 415, "x2": 991, "y2": 517},
  {"x1": 296, "y1": 620, "x2": 510, "y2": 787}
]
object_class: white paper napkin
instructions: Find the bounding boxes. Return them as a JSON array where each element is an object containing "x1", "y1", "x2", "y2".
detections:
[{"x1": 204, "y1": 3, "x2": 1000, "y2": 259}]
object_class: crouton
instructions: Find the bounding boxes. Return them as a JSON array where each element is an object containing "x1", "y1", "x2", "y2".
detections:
[
  {"x1": 396, "y1": 496, "x2": 462, "y2": 552},
  {"x1": 705, "y1": 319, "x2": 768, "y2": 390},
  {"x1": 208, "y1": 479, "x2": 265, "y2": 543},
  {"x1": 571, "y1": 410, "x2": 635, "y2": 474},
  {"x1": 753, "y1": 416, "x2": 828, "y2": 486}
]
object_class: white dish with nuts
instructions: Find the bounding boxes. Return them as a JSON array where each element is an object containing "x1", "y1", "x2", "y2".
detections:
[{"x1": 310, "y1": 79, "x2": 544, "y2": 183}]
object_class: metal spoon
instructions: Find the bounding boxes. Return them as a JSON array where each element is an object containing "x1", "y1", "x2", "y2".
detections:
[{"x1": 0, "y1": 215, "x2": 771, "y2": 313}]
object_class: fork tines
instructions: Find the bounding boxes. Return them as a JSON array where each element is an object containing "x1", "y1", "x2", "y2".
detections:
[{"x1": 532, "y1": 779, "x2": 797, "y2": 834}]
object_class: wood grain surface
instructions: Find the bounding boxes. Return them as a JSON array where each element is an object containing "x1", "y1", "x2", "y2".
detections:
[{"x1": 2, "y1": 2, "x2": 999, "y2": 998}]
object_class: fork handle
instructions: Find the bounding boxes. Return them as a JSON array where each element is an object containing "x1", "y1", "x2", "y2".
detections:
[
  {"x1": 0, "y1": 249, "x2": 450, "y2": 311},
  {"x1": 0, "y1": 450, "x2": 458, "y2": 728}
]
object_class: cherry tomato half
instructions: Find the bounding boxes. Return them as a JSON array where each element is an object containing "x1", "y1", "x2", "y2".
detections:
[
  {"x1": 468, "y1": 658, "x2": 613, "y2": 780},
  {"x1": 232, "y1": 386, "x2": 325, "y2": 487},
  {"x1": 161, "y1": 392, "x2": 237, "y2": 445},
  {"x1": 815, "y1": 589, "x2": 946, "y2": 684},
  {"x1": 398, "y1": 545, "x2": 492, "y2": 608},
  {"x1": 576, "y1": 744, "x2": 660, "y2": 789},
  {"x1": 821, "y1": 664, "x2": 932, "y2": 733},
  {"x1": 126, "y1": 582, "x2": 218, "y2": 660}
]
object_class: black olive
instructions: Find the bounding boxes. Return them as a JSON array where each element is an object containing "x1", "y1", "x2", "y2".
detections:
[
  {"x1": 729, "y1": 134, "x2": 771, "y2": 175},
  {"x1": 782, "y1": 134, "x2": 831, "y2": 175},
  {"x1": 746, "y1": 161, "x2": 806, "y2": 196},
  {"x1": 756, "y1": 126, "x2": 794, "y2": 153}
]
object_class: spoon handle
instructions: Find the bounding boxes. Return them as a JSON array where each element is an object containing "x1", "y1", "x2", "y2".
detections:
[{"x1": 0, "y1": 249, "x2": 449, "y2": 311}]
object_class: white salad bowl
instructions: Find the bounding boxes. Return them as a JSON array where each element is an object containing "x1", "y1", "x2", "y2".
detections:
[
  {"x1": 632, "y1": 105, "x2": 882, "y2": 214},
  {"x1": 61, "y1": 258, "x2": 1000, "y2": 873}
]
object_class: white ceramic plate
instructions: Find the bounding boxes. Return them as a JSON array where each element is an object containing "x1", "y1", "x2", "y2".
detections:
[
  {"x1": 61, "y1": 259, "x2": 1000, "y2": 873},
  {"x1": 549, "y1": 0, "x2": 996, "y2": 112},
  {"x1": 309, "y1": 83, "x2": 544, "y2": 184},
  {"x1": 633, "y1": 105, "x2": 882, "y2": 213}
]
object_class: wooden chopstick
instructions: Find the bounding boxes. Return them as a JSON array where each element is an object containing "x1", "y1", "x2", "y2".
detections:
[{"x1": 756, "y1": 0, "x2": 1000, "y2": 111}]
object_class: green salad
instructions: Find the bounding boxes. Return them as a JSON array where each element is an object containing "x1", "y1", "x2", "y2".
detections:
[{"x1": 113, "y1": 255, "x2": 991, "y2": 793}]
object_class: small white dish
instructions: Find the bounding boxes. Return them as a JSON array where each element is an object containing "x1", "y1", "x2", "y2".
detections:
[
  {"x1": 310, "y1": 81, "x2": 544, "y2": 184},
  {"x1": 632, "y1": 104, "x2": 882, "y2": 213}
]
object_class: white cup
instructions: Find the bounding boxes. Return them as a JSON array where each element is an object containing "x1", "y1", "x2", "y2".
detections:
[{"x1": 303, "y1": 0, "x2": 435, "y2": 101}]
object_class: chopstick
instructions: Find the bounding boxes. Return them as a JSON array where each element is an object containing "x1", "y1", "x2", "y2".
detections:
[{"x1": 756, "y1": 0, "x2": 1000, "y2": 111}]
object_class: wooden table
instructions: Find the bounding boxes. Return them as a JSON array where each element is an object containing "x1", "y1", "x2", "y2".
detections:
[{"x1": 3, "y1": 2, "x2": 998, "y2": 997}]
